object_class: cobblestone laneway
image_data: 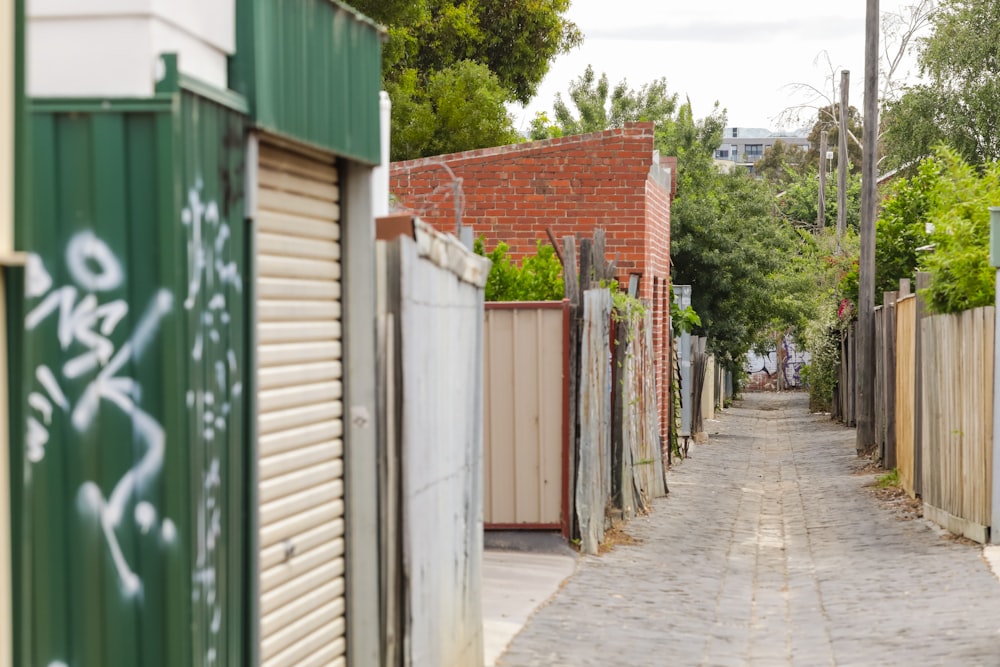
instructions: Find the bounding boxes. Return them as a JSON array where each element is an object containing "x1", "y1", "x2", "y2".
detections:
[{"x1": 498, "y1": 392, "x2": 1000, "y2": 666}]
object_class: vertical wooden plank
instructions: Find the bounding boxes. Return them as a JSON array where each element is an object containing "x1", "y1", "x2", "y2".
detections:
[
  {"x1": 914, "y1": 272, "x2": 930, "y2": 496},
  {"x1": 885, "y1": 291, "x2": 899, "y2": 470}
]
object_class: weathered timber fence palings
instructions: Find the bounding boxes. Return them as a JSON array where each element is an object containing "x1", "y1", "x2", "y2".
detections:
[
  {"x1": 895, "y1": 295, "x2": 917, "y2": 496},
  {"x1": 921, "y1": 307, "x2": 995, "y2": 543},
  {"x1": 482, "y1": 303, "x2": 569, "y2": 533},
  {"x1": 376, "y1": 226, "x2": 490, "y2": 666},
  {"x1": 875, "y1": 306, "x2": 885, "y2": 454},
  {"x1": 576, "y1": 288, "x2": 613, "y2": 555}
]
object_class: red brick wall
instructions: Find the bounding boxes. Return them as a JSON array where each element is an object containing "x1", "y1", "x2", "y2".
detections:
[{"x1": 390, "y1": 122, "x2": 674, "y2": 443}]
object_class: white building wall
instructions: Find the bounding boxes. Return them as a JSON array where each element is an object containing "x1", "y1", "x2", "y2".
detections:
[{"x1": 28, "y1": 0, "x2": 234, "y2": 97}]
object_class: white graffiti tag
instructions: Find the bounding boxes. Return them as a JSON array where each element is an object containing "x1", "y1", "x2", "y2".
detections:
[
  {"x1": 25, "y1": 231, "x2": 175, "y2": 596},
  {"x1": 184, "y1": 179, "x2": 242, "y2": 664}
]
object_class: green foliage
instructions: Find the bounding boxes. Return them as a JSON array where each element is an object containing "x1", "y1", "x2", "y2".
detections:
[
  {"x1": 803, "y1": 104, "x2": 863, "y2": 174},
  {"x1": 670, "y1": 300, "x2": 702, "y2": 335},
  {"x1": 870, "y1": 161, "x2": 935, "y2": 302},
  {"x1": 918, "y1": 148, "x2": 1000, "y2": 314},
  {"x1": 530, "y1": 64, "x2": 679, "y2": 139},
  {"x1": 882, "y1": 0, "x2": 1000, "y2": 168},
  {"x1": 386, "y1": 61, "x2": 522, "y2": 160},
  {"x1": 877, "y1": 468, "x2": 901, "y2": 488},
  {"x1": 352, "y1": 0, "x2": 581, "y2": 160},
  {"x1": 776, "y1": 169, "x2": 862, "y2": 232},
  {"x1": 754, "y1": 140, "x2": 811, "y2": 186},
  {"x1": 474, "y1": 238, "x2": 564, "y2": 301}
]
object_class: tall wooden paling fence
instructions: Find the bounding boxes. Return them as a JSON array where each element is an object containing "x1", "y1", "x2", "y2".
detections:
[
  {"x1": 835, "y1": 273, "x2": 996, "y2": 543},
  {"x1": 920, "y1": 307, "x2": 994, "y2": 542},
  {"x1": 559, "y1": 230, "x2": 669, "y2": 555}
]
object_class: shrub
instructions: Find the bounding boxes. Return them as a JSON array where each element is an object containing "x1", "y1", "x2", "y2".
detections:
[{"x1": 475, "y1": 238, "x2": 564, "y2": 301}]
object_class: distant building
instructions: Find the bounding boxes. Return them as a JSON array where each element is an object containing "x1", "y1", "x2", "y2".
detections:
[{"x1": 714, "y1": 127, "x2": 811, "y2": 171}]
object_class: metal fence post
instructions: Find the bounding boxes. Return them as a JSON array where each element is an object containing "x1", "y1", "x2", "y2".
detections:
[{"x1": 990, "y1": 207, "x2": 1000, "y2": 544}]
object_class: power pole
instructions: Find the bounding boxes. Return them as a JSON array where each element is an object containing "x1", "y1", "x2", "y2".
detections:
[
  {"x1": 818, "y1": 130, "x2": 828, "y2": 229},
  {"x1": 837, "y1": 70, "x2": 850, "y2": 241},
  {"x1": 857, "y1": 0, "x2": 879, "y2": 454}
]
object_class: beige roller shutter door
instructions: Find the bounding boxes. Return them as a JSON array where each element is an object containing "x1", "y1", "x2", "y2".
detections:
[{"x1": 256, "y1": 140, "x2": 346, "y2": 667}]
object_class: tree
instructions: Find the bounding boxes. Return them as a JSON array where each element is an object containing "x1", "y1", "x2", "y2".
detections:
[
  {"x1": 803, "y1": 104, "x2": 863, "y2": 174},
  {"x1": 754, "y1": 140, "x2": 811, "y2": 185},
  {"x1": 529, "y1": 65, "x2": 678, "y2": 139},
  {"x1": 882, "y1": 0, "x2": 1000, "y2": 168},
  {"x1": 387, "y1": 61, "x2": 522, "y2": 161},
  {"x1": 350, "y1": 0, "x2": 582, "y2": 160},
  {"x1": 776, "y1": 170, "x2": 862, "y2": 232}
]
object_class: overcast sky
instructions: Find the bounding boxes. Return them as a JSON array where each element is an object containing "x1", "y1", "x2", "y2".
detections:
[{"x1": 509, "y1": 0, "x2": 928, "y2": 134}]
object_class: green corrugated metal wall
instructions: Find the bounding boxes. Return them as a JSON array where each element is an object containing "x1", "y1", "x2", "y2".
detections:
[
  {"x1": 12, "y1": 87, "x2": 247, "y2": 666},
  {"x1": 232, "y1": 0, "x2": 383, "y2": 165}
]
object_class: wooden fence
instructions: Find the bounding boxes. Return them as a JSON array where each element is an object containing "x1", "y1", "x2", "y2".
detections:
[
  {"x1": 834, "y1": 274, "x2": 996, "y2": 543},
  {"x1": 895, "y1": 295, "x2": 916, "y2": 496},
  {"x1": 920, "y1": 307, "x2": 994, "y2": 543}
]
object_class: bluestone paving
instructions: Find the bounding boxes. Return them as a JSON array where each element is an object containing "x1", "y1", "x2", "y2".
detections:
[{"x1": 497, "y1": 392, "x2": 1000, "y2": 666}]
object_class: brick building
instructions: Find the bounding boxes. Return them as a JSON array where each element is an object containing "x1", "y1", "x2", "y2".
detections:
[{"x1": 389, "y1": 121, "x2": 675, "y2": 444}]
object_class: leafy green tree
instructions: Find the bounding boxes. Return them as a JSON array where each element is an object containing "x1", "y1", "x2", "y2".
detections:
[
  {"x1": 388, "y1": 61, "x2": 522, "y2": 160},
  {"x1": 776, "y1": 169, "x2": 862, "y2": 232},
  {"x1": 351, "y1": 0, "x2": 581, "y2": 159},
  {"x1": 882, "y1": 0, "x2": 1000, "y2": 168},
  {"x1": 530, "y1": 65, "x2": 678, "y2": 139},
  {"x1": 803, "y1": 104, "x2": 863, "y2": 173},
  {"x1": 754, "y1": 140, "x2": 811, "y2": 185},
  {"x1": 918, "y1": 148, "x2": 1000, "y2": 314}
]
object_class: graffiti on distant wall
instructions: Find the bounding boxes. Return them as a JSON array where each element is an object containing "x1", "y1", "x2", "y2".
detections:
[
  {"x1": 183, "y1": 178, "x2": 242, "y2": 664},
  {"x1": 745, "y1": 335, "x2": 810, "y2": 391},
  {"x1": 25, "y1": 230, "x2": 175, "y2": 596}
]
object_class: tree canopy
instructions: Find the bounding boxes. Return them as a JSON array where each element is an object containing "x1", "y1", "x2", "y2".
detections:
[
  {"x1": 528, "y1": 65, "x2": 678, "y2": 139},
  {"x1": 882, "y1": 0, "x2": 1000, "y2": 168},
  {"x1": 351, "y1": 0, "x2": 581, "y2": 160}
]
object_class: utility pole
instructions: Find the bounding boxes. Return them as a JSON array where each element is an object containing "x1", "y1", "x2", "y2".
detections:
[
  {"x1": 818, "y1": 130, "x2": 828, "y2": 229},
  {"x1": 857, "y1": 0, "x2": 879, "y2": 454},
  {"x1": 837, "y1": 70, "x2": 850, "y2": 241}
]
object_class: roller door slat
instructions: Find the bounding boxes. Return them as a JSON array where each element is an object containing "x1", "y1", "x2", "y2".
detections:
[
  {"x1": 259, "y1": 341, "x2": 340, "y2": 368},
  {"x1": 260, "y1": 441, "x2": 341, "y2": 481},
  {"x1": 260, "y1": 460, "x2": 343, "y2": 504},
  {"x1": 259, "y1": 479, "x2": 343, "y2": 526},
  {"x1": 262, "y1": 626, "x2": 345, "y2": 667},
  {"x1": 260, "y1": 528, "x2": 343, "y2": 571},
  {"x1": 259, "y1": 255, "x2": 340, "y2": 281},
  {"x1": 259, "y1": 360, "x2": 342, "y2": 390},
  {"x1": 260, "y1": 507, "x2": 344, "y2": 549},
  {"x1": 257, "y1": 211, "x2": 340, "y2": 241},
  {"x1": 259, "y1": 420, "x2": 342, "y2": 457},
  {"x1": 259, "y1": 321, "x2": 342, "y2": 345},
  {"x1": 262, "y1": 560, "x2": 344, "y2": 617},
  {"x1": 257, "y1": 276, "x2": 340, "y2": 301},
  {"x1": 259, "y1": 401, "x2": 343, "y2": 436},
  {"x1": 259, "y1": 166, "x2": 339, "y2": 201},
  {"x1": 259, "y1": 144, "x2": 338, "y2": 182},
  {"x1": 259, "y1": 188, "x2": 340, "y2": 221},
  {"x1": 259, "y1": 381, "x2": 342, "y2": 414},
  {"x1": 261, "y1": 579, "x2": 344, "y2": 639},
  {"x1": 258, "y1": 231, "x2": 340, "y2": 261},
  {"x1": 259, "y1": 300, "x2": 340, "y2": 323},
  {"x1": 261, "y1": 600, "x2": 346, "y2": 662}
]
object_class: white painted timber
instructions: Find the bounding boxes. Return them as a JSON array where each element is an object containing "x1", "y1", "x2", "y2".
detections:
[
  {"x1": 256, "y1": 140, "x2": 346, "y2": 667},
  {"x1": 27, "y1": 0, "x2": 234, "y2": 96}
]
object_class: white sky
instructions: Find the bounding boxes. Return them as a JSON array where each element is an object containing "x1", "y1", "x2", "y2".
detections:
[{"x1": 509, "y1": 0, "x2": 927, "y2": 134}]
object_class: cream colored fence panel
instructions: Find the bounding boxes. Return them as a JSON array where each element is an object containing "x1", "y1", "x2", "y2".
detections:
[
  {"x1": 895, "y1": 295, "x2": 916, "y2": 496},
  {"x1": 483, "y1": 303, "x2": 567, "y2": 530},
  {"x1": 255, "y1": 141, "x2": 346, "y2": 666},
  {"x1": 921, "y1": 307, "x2": 994, "y2": 542}
]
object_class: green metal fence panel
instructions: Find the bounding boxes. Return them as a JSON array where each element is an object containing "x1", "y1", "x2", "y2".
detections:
[
  {"x1": 13, "y1": 86, "x2": 247, "y2": 667},
  {"x1": 232, "y1": 0, "x2": 383, "y2": 164}
]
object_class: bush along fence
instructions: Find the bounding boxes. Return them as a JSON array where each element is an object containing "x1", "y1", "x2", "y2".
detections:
[{"x1": 831, "y1": 207, "x2": 1000, "y2": 543}]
